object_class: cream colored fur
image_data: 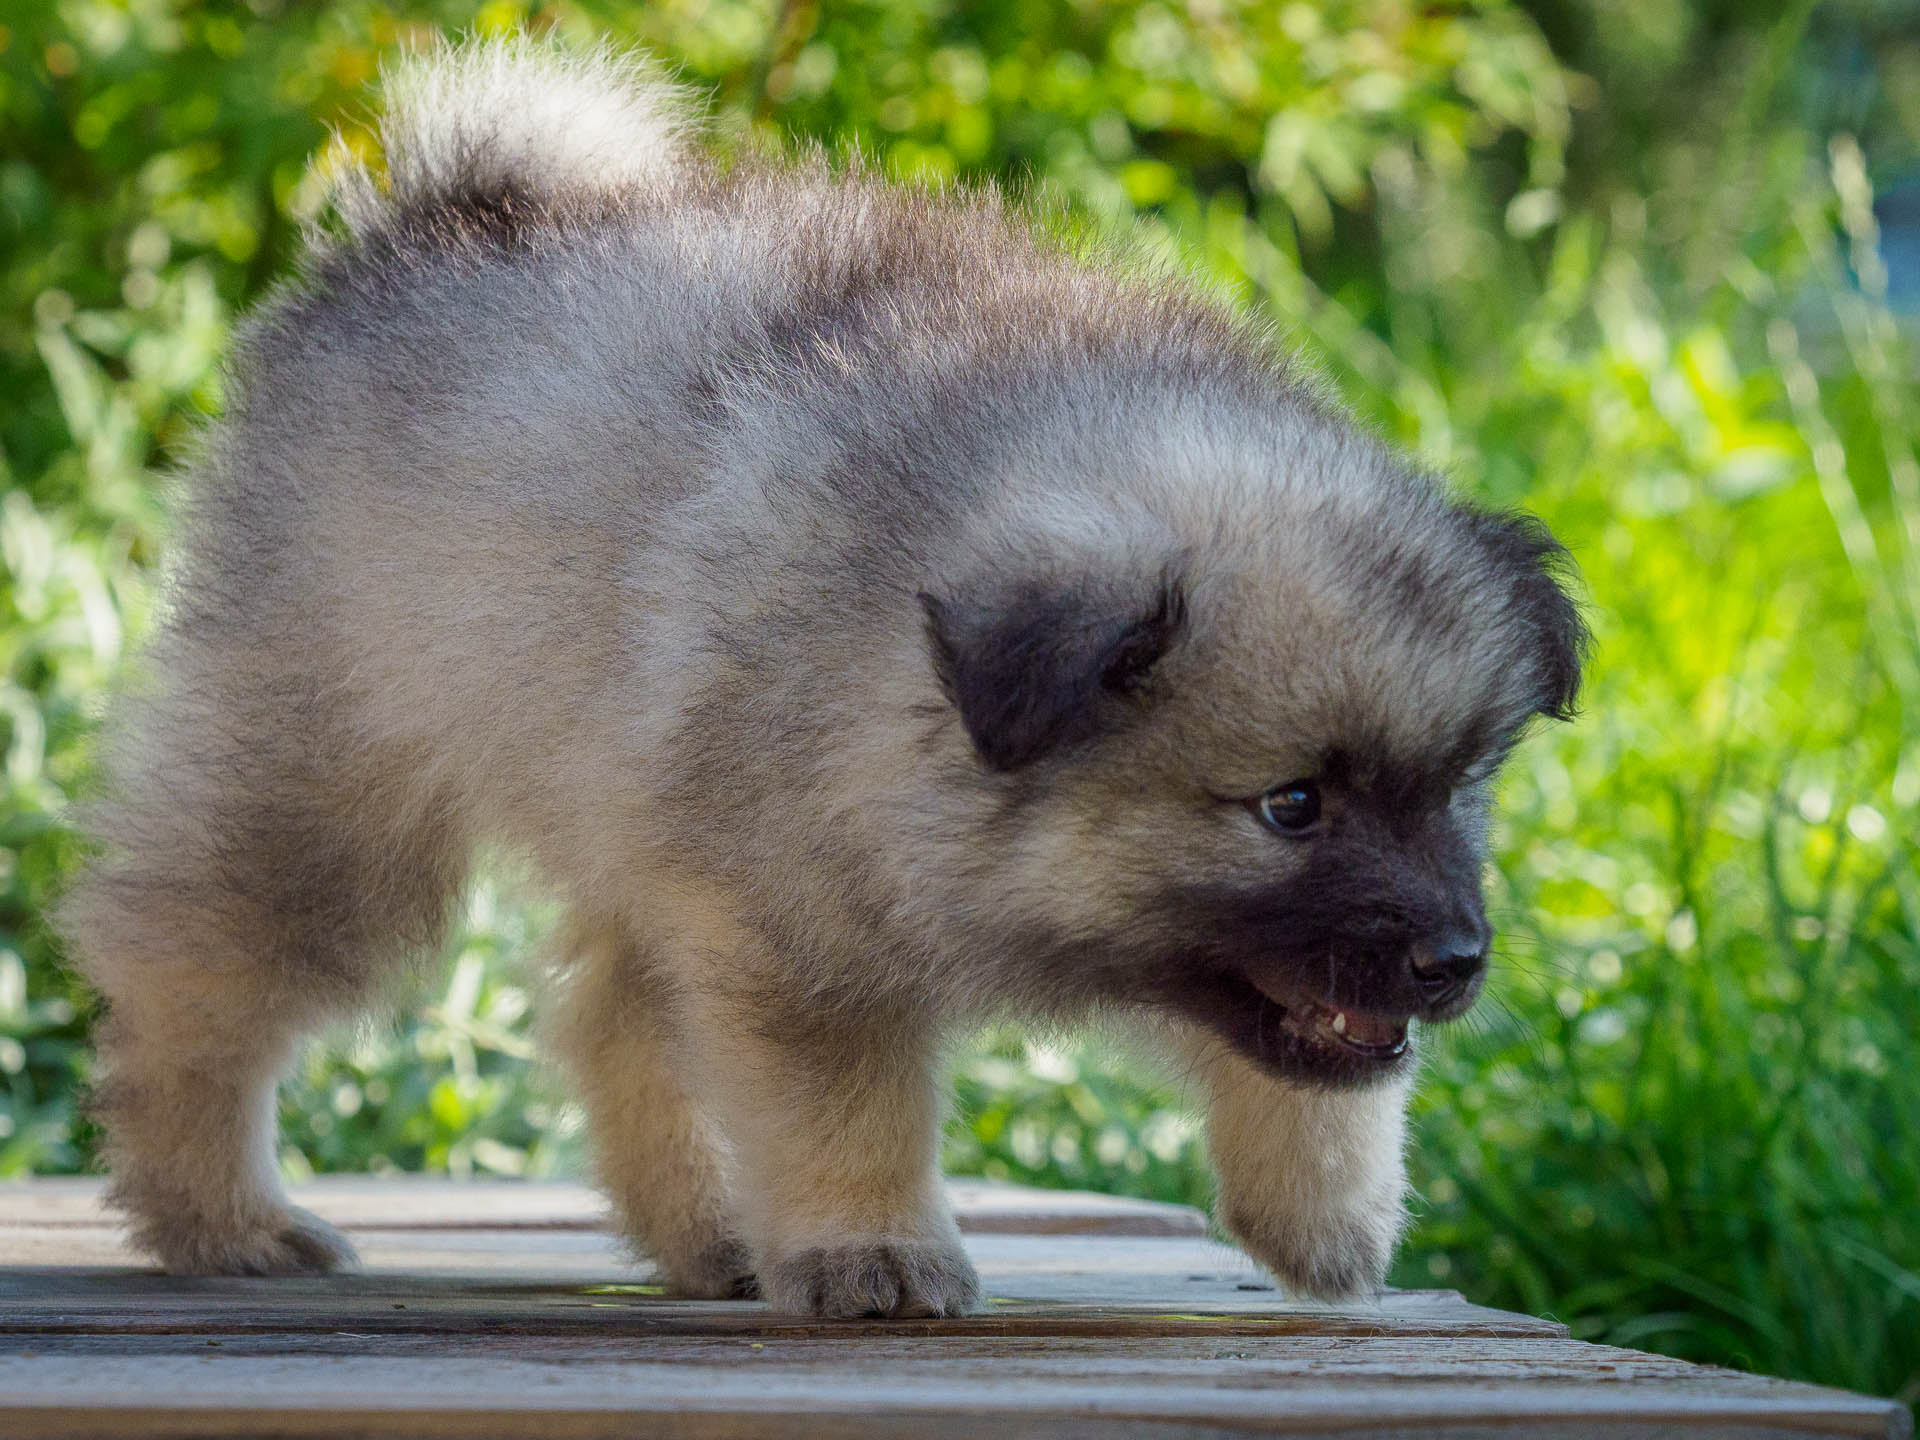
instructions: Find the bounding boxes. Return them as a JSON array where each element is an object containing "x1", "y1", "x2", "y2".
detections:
[{"x1": 1171, "y1": 1025, "x2": 1412, "y2": 1297}]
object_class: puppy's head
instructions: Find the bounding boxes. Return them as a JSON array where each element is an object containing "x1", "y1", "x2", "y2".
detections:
[{"x1": 918, "y1": 437, "x2": 1585, "y2": 1087}]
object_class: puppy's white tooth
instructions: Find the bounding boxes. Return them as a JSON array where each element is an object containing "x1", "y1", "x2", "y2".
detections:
[{"x1": 1330, "y1": 1010, "x2": 1347, "y2": 1035}]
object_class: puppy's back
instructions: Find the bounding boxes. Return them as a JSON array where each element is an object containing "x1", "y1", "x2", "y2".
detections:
[{"x1": 152, "y1": 36, "x2": 1310, "y2": 877}]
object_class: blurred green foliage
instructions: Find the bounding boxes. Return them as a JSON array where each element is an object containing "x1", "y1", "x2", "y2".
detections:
[{"x1": 3, "y1": 0, "x2": 1918, "y2": 1413}]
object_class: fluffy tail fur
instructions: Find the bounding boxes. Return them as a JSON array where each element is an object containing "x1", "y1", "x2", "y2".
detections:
[{"x1": 326, "y1": 34, "x2": 698, "y2": 244}]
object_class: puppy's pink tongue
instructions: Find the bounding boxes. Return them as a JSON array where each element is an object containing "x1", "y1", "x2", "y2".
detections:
[{"x1": 1324, "y1": 1007, "x2": 1405, "y2": 1047}]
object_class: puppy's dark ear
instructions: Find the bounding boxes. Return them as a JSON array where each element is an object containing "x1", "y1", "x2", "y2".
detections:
[
  {"x1": 1471, "y1": 510, "x2": 1589, "y2": 720},
  {"x1": 920, "y1": 573, "x2": 1186, "y2": 771}
]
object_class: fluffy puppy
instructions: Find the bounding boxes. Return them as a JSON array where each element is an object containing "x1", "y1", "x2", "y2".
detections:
[{"x1": 59, "y1": 37, "x2": 1584, "y2": 1317}]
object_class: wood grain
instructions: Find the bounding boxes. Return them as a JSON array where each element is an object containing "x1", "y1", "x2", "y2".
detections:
[
  {"x1": 0, "y1": 1177, "x2": 1208, "y2": 1237},
  {"x1": 0, "y1": 1228, "x2": 1561, "y2": 1337},
  {"x1": 0, "y1": 1335, "x2": 1906, "y2": 1440},
  {"x1": 0, "y1": 1179, "x2": 1906, "y2": 1439}
]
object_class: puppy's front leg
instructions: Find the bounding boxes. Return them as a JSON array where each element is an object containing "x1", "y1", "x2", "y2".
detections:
[
  {"x1": 1180, "y1": 1027, "x2": 1412, "y2": 1299},
  {"x1": 677, "y1": 973, "x2": 979, "y2": 1319}
]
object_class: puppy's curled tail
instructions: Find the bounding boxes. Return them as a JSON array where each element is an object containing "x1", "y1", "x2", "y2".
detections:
[{"x1": 324, "y1": 34, "x2": 699, "y2": 246}]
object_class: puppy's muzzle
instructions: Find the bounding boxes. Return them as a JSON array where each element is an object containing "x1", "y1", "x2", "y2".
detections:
[{"x1": 1221, "y1": 917, "x2": 1492, "y2": 1084}]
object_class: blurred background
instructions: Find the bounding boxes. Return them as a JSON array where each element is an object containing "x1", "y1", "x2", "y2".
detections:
[{"x1": 2, "y1": 0, "x2": 1917, "y2": 1413}]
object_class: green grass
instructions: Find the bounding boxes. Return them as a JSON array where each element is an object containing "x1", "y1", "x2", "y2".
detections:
[{"x1": 2, "y1": 0, "x2": 1915, "y2": 1415}]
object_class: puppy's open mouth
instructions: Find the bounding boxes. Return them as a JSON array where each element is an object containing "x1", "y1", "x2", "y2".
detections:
[
  {"x1": 1264, "y1": 994, "x2": 1409, "y2": 1060},
  {"x1": 1166, "y1": 969, "x2": 1418, "y2": 1086}
]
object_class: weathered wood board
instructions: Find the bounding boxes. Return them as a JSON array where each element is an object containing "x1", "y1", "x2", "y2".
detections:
[
  {"x1": 0, "y1": 1178, "x2": 1907, "y2": 1438},
  {"x1": 1, "y1": 1175, "x2": 1210, "y2": 1237}
]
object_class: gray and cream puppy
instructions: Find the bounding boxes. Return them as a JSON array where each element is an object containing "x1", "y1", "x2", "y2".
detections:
[{"x1": 60, "y1": 38, "x2": 1584, "y2": 1318}]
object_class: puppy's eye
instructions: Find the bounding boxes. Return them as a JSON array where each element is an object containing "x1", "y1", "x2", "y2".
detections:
[{"x1": 1251, "y1": 780, "x2": 1321, "y2": 835}]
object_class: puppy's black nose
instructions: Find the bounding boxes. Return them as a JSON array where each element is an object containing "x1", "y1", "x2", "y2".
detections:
[{"x1": 1409, "y1": 932, "x2": 1486, "y2": 1006}]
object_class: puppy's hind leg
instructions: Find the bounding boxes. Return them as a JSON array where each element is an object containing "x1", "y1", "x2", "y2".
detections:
[
  {"x1": 549, "y1": 919, "x2": 753, "y2": 1299},
  {"x1": 61, "y1": 692, "x2": 466, "y2": 1276}
]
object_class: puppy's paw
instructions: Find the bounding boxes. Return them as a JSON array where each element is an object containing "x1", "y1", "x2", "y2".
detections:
[
  {"x1": 660, "y1": 1235, "x2": 760, "y2": 1300},
  {"x1": 763, "y1": 1238, "x2": 982, "y2": 1318},
  {"x1": 1223, "y1": 1201, "x2": 1399, "y2": 1302},
  {"x1": 142, "y1": 1204, "x2": 360, "y2": 1278}
]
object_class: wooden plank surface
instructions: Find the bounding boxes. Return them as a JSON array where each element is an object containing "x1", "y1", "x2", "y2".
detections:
[
  {"x1": 0, "y1": 1175, "x2": 1209, "y2": 1237},
  {"x1": 0, "y1": 1179, "x2": 1907, "y2": 1439},
  {"x1": 0, "y1": 1334, "x2": 1909, "y2": 1440},
  {"x1": 0, "y1": 1226, "x2": 1558, "y2": 1337}
]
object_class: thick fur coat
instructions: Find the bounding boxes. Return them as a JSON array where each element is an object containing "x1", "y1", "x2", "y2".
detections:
[{"x1": 59, "y1": 38, "x2": 1584, "y2": 1317}]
